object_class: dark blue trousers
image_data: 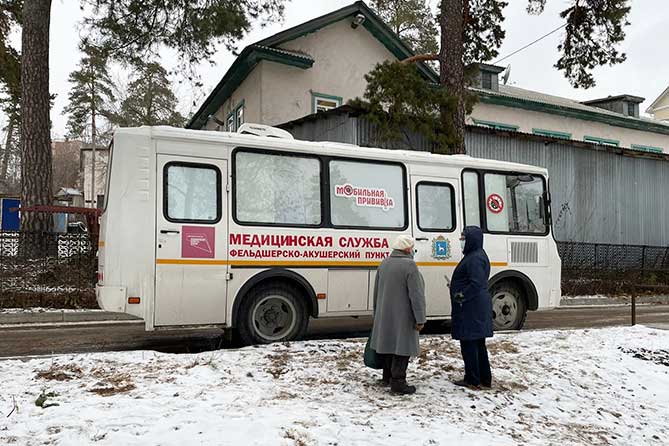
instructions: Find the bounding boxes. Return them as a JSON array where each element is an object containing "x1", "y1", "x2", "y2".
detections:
[{"x1": 460, "y1": 339, "x2": 492, "y2": 387}]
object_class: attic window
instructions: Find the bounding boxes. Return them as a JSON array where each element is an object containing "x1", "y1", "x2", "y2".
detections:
[
  {"x1": 311, "y1": 92, "x2": 342, "y2": 113},
  {"x1": 482, "y1": 72, "x2": 493, "y2": 90},
  {"x1": 626, "y1": 102, "x2": 636, "y2": 117}
]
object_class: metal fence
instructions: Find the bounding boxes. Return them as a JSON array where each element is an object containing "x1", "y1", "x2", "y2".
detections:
[
  {"x1": 0, "y1": 231, "x2": 97, "y2": 307},
  {"x1": 557, "y1": 241, "x2": 669, "y2": 295},
  {"x1": 557, "y1": 241, "x2": 669, "y2": 272}
]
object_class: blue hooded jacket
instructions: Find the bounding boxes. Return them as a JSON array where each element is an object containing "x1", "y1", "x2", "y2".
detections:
[{"x1": 449, "y1": 226, "x2": 493, "y2": 340}]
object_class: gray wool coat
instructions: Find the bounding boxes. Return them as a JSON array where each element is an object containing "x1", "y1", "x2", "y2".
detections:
[{"x1": 369, "y1": 250, "x2": 427, "y2": 357}]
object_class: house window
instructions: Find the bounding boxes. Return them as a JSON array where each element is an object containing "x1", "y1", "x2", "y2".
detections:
[
  {"x1": 472, "y1": 118, "x2": 519, "y2": 132},
  {"x1": 532, "y1": 128, "x2": 572, "y2": 140},
  {"x1": 311, "y1": 92, "x2": 342, "y2": 114},
  {"x1": 627, "y1": 102, "x2": 636, "y2": 117},
  {"x1": 631, "y1": 144, "x2": 663, "y2": 154},
  {"x1": 236, "y1": 106, "x2": 244, "y2": 130},
  {"x1": 482, "y1": 72, "x2": 493, "y2": 90},
  {"x1": 584, "y1": 136, "x2": 620, "y2": 147},
  {"x1": 227, "y1": 101, "x2": 245, "y2": 132}
]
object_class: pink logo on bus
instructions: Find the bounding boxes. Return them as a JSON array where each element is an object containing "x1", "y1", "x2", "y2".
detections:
[{"x1": 182, "y1": 226, "x2": 215, "y2": 258}]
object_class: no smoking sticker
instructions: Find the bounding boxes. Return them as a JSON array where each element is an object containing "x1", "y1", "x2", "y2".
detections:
[{"x1": 487, "y1": 193, "x2": 504, "y2": 214}]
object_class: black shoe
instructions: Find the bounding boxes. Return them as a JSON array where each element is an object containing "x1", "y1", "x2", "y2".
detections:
[
  {"x1": 381, "y1": 369, "x2": 391, "y2": 386},
  {"x1": 481, "y1": 382, "x2": 492, "y2": 389},
  {"x1": 390, "y1": 379, "x2": 416, "y2": 395},
  {"x1": 453, "y1": 379, "x2": 481, "y2": 390}
]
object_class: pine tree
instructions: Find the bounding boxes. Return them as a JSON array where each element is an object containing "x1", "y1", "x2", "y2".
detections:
[
  {"x1": 63, "y1": 43, "x2": 115, "y2": 142},
  {"x1": 1, "y1": 0, "x2": 286, "y2": 231},
  {"x1": 361, "y1": 0, "x2": 631, "y2": 154},
  {"x1": 63, "y1": 43, "x2": 115, "y2": 208},
  {"x1": 108, "y1": 61, "x2": 185, "y2": 128},
  {"x1": 371, "y1": 0, "x2": 439, "y2": 56}
]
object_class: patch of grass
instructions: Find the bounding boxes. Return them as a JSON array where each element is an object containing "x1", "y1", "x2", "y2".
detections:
[
  {"x1": 36, "y1": 363, "x2": 83, "y2": 381},
  {"x1": 488, "y1": 340, "x2": 520, "y2": 355},
  {"x1": 265, "y1": 351, "x2": 291, "y2": 379},
  {"x1": 35, "y1": 390, "x2": 59, "y2": 409},
  {"x1": 88, "y1": 384, "x2": 136, "y2": 396}
]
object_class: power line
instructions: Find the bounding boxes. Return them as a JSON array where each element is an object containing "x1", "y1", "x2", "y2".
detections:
[{"x1": 493, "y1": 22, "x2": 567, "y2": 65}]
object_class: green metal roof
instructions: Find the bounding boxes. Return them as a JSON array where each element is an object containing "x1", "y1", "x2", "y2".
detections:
[
  {"x1": 474, "y1": 85, "x2": 669, "y2": 136},
  {"x1": 186, "y1": 1, "x2": 438, "y2": 129}
]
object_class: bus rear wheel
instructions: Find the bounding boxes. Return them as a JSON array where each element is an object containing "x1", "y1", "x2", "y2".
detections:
[
  {"x1": 490, "y1": 282, "x2": 527, "y2": 331},
  {"x1": 237, "y1": 283, "x2": 309, "y2": 345}
]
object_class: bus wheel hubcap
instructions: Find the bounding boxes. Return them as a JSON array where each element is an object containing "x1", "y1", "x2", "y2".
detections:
[
  {"x1": 253, "y1": 295, "x2": 297, "y2": 341},
  {"x1": 492, "y1": 292, "x2": 518, "y2": 329}
]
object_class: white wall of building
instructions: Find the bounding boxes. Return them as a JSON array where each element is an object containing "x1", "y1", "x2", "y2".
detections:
[
  {"x1": 470, "y1": 103, "x2": 669, "y2": 152},
  {"x1": 80, "y1": 149, "x2": 109, "y2": 208}
]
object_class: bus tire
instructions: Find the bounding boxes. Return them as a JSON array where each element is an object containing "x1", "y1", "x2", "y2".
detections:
[
  {"x1": 237, "y1": 283, "x2": 309, "y2": 345},
  {"x1": 490, "y1": 282, "x2": 527, "y2": 331}
]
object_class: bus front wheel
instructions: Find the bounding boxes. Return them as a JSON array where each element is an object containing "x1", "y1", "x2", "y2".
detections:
[
  {"x1": 490, "y1": 282, "x2": 527, "y2": 331},
  {"x1": 237, "y1": 283, "x2": 309, "y2": 345}
]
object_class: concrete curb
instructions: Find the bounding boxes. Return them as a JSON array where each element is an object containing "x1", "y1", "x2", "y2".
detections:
[
  {"x1": 560, "y1": 295, "x2": 669, "y2": 306},
  {"x1": 0, "y1": 310, "x2": 141, "y2": 325},
  {"x1": 2, "y1": 296, "x2": 668, "y2": 325}
]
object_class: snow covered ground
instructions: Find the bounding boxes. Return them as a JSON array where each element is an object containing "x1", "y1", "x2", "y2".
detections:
[{"x1": 0, "y1": 326, "x2": 667, "y2": 446}]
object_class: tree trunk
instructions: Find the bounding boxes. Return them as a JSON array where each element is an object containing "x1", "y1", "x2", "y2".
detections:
[
  {"x1": 439, "y1": 0, "x2": 466, "y2": 154},
  {"x1": 20, "y1": 0, "x2": 53, "y2": 233},
  {"x1": 91, "y1": 73, "x2": 97, "y2": 209}
]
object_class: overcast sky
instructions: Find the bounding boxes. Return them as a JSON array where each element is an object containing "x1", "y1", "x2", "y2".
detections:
[{"x1": 37, "y1": 0, "x2": 669, "y2": 139}]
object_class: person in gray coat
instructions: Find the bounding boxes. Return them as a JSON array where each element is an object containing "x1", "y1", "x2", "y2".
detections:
[{"x1": 369, "y1": 235, "x2": 427, "y2": 395}]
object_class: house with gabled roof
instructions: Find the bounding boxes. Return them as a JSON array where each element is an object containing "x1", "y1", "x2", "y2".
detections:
[
  {"x1": 187, "y1": 1, "x2": 436, "y2": 131},
  {"x1": 647, "y1": 86, "x2": 669, "y2": 123},
  {"x1": 188, "y1": 1, "x2": 669, "y2": 154}
]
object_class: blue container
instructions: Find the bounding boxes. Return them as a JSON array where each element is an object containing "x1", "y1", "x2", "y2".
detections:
[{"x1": 0, "y1": 198, "x2": 20, "y2": 231}]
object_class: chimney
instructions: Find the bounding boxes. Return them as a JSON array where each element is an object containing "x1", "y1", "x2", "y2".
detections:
[
  {"x1": 468, "y1": 63, "x2": 506, "y2": 92},
  {"x1": 581, "y1": 94, "x2": 645, "y2": 118}
]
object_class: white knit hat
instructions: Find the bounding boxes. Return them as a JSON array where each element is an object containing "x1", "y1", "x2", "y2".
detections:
[{"x1": 391, "y1": 234, "x2": 415, "y2": 250}]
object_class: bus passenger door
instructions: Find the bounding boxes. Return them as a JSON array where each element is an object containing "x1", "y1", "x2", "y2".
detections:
[
  {"x1": 410, "y1": 176, "x2": 460, "y2": 317},
  {"x1": 154, "y1": 155, "x2": 228, "y2": 326}
]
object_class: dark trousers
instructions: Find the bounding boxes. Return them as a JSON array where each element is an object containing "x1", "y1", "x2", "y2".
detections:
[
  {"x1": 378, "y1": 354, "x2": 410, "y2": 382},
  {"x1": 460, "y1": 339, "x2": 492, "y2": 387}
]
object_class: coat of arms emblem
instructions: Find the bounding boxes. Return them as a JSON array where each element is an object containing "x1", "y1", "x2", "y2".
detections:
[{"x1": 431, "y1": 236, "x2": 451, "y2": 259}]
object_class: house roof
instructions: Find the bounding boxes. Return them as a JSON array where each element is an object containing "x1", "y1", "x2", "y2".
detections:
[
  {"x1": 646, "y1": 86, "x2": 669, "y2": 113},
  {"x1": 186, "y1": 1, "x2": 438, "y2": 130},
  {"x1": 582, "y1": 94, "x2": 645, "y2": 105},
  {"x1": 474, "y1": 85, "x2": 669, "y2": 136}
]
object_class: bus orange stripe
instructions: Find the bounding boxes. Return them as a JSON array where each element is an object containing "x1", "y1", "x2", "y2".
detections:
[{"x1": 156, "y1": 259, "x2": 229, "y2": 265}]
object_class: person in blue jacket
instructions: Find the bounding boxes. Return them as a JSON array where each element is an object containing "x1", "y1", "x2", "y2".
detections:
[{"x1": 450, "y1": 226, "x2": 493, "y2": 389}]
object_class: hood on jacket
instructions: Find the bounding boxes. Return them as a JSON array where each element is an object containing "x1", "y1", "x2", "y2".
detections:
[{"x1": 463, "y1": 226, "x2": 484, "y2": 254}]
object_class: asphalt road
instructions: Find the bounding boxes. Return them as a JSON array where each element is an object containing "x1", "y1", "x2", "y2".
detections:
[{"x1": 1, "y1": 305, "x2": 668, "y2": 358}]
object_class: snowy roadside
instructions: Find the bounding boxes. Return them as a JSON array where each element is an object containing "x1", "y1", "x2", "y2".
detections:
[
  {"x1": 1, "y1": 326, "x2": 668, "y2": 446},
  {"x1": 0, "y1": 308, "x2": 104, "y2": 314}
]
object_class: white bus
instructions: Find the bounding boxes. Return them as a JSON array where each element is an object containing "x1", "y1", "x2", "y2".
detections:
[{"x1": 96, "y1": 125, "x2": 561, "y2": 344}]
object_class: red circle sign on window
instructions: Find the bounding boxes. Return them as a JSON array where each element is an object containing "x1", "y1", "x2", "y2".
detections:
[{"x1": 487, "y1": 193, "x2": 504, "y2": 214}]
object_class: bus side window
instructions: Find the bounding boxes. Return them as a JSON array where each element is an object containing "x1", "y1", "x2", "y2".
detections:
[{"x1": 462, "y1": 171, "x2": 481, "y2": 227}]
